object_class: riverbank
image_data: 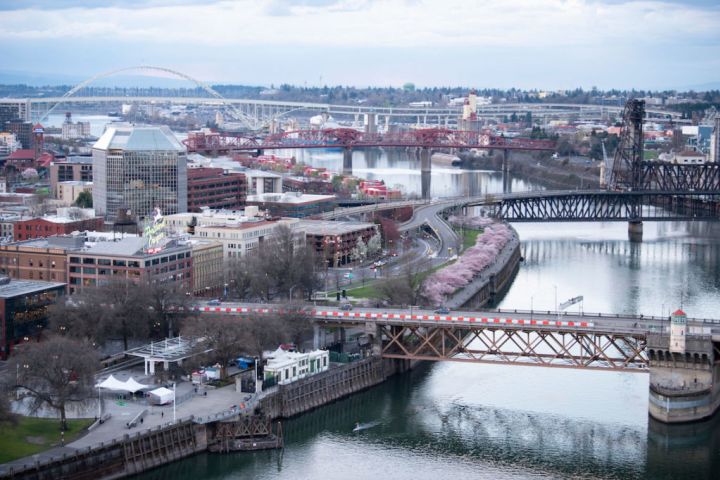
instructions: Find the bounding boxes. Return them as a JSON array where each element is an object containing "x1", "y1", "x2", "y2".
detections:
[{"x1": 458, "y1": 151, "x2": 599, "y2": 190}]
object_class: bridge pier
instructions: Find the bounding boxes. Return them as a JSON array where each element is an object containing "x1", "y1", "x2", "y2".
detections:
[
  {"x1": 628, "y1": 220, "x2": 643, "y2": 242},
  {"x1": 502, "y1": 149, "x2": 512, "y2": 193},
  {"x1": 343, "y1": 147, "x2": 353, "y2": 176},
  {"x1": 364, "y1": 113, "x2": 377, "y2": 134},
  {"x1": 420, "y1": 147, "x2": 431, "y2": 200},
  {"x1": 646, "y1": 317, "x2": 720, "y2": 423}
]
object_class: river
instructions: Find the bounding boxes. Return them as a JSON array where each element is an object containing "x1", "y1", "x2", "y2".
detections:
[{"x1": 135, "y1": 148, "x2": 720, "y2": 479}]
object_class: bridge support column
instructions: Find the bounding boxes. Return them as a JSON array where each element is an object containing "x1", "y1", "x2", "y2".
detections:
[
  {"x1": 313, "y1": 324, "x2": 321, "y2": 350},
  {"x1": 343, "y1": 147, "x2": 353, "y2": 176},
  {"x1": 364, "y1": 113, "x2": 377, "y2": 134},
  {"x1": 502, "y1": 149, "x2": 512, "y2": 193},
  {"x1": 628, "y1": 220, "x2": 643, "y2": 242},
  {"x1": 420, "y1": 147, "x2": 431, "y2": 200},
  {"x1": 647, "y1": 332, "x2": 720, "y2": 423}
]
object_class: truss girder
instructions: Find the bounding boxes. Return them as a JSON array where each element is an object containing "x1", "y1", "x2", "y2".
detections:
[
  {"x1": 637, "y1": 163, "x2": 720, "y2": 192},
  {"x1": 489, "y1": 193, "x2": 720, "y2": 222},
  {"x1": 380, "y1": 325, "x2": 647, "y2": 371}
]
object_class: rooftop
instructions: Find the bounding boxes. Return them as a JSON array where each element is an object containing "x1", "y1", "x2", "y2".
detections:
[
  {"x1": 79, "y1": 236, "x2": 190, "y2": 257},
  {"x1": 297, "y1": 219, "x2": 377, "y2": 236},
  {"x1": 93, "y1": 125, "x2": 185, "y2": 152},
  {"x1": 247, "y1": 192, "x2": 336, "y2": 205},
  {"x1": 0, "y1": 278, "x2": 66, "y2": 298}
]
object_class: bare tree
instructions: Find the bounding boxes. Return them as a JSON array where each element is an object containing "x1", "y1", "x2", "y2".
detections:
[
  {"x1": 376, "y1": 262, "x2": 429, "y2": 307},
  {"x1": 48, "y1": 294, "x2": 104, "y2": 342},
  {"x1": 0, "y1": 391, "x2": 16, "y2": 426},
  {"x1": 140, "y1": 280, "x2": 191, "y2": 339},
  {"x1": 279, "y1": 303, "x2": 313, "y2": 347},
  {"x1": 95, "y1": 278, "x2": 153, "y2": 350},
  {"x1": 240, "y1": 313, "x2": 286, "y2": 362},
  {"x1": 10, "y1": 336, "x2": 99, "y2": 430},
  {"x1": 182, "y1": 316, "x2": 245, "y2": 379},
  {"x1": 226, "y1": 258, "x2": 255, "y2": 300}
]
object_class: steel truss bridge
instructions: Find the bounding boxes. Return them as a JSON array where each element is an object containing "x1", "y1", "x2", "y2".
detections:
[
  {"x1": 186, "y1": 302, "x2": 720, "y2": 372},
  {"x1": 182, "y1": 127, "x2": 557, "y2": 154},
  {"x1": 478, "y1": 190, "x2": 720, "y2": 222}
]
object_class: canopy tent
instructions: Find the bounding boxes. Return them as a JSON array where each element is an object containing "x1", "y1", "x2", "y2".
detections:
[
  {"x1": 95, "y1": 375, "x2": 150, "y2": 393},
  {"x1": 123, "y1": 377, "x2": 150, "y2": 393},
  {"x1": 95, "y1": 374, "x2": 128, "y2": 391},
  {"x1": 148, "y1": 387, "x2": 175, "y2": 405}
]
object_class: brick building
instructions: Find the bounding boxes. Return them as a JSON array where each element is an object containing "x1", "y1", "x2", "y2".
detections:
[
  {"x1": 297, "y1": 220, "x2": 379, "y2": 267},
  {"x1": 187, "y1": 167, "x2": 246, "y2": 212},
  {"x1": 67, "y1": 237, "x2": 192, "y2": 294},
  {"x1": 0, "y1": 236, "x2": 83, "y2": 284},
  {"x1": 14, "y1": 215, "x2": 104, "y2": 241}
]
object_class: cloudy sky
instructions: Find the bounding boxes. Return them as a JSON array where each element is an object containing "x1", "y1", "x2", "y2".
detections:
[{"x1": 0, "y1": 0, "x2": 718, "y2": 90}]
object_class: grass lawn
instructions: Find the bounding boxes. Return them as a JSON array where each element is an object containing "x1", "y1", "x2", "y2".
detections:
[
  {"x1": 0, "y1": 416, "x2": 94, "y2": 464},
  {"x1": 454, "y1": 227, "x2": 483, "y2": 250},
  {"x1": 345, "y1": 259, "x2": 457, "y2": 300}
]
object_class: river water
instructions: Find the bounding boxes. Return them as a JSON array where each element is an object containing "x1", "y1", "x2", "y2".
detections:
[{"x1": 65, "y1": 138, "x2": 718, "y2": 479}]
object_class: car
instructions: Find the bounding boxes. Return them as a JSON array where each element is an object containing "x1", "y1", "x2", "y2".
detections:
[
  {"x1": 434, "y1": 306, "x2": 450, "y2": 314},
  {"x1": 207, "y1": 299, "x2": 222, "y2": 306},
  {"x1": 341, "y1": 303, "x2": 353, "y2": 311}
]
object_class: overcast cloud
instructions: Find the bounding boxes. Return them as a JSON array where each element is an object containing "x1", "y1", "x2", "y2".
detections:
[{"x1": 0, "y1": 0, "x2": 718, "y2": 89}]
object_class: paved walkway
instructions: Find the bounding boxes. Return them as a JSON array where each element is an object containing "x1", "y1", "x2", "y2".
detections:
[{"x1": 1, "y1": 369, "x2": 265, "y2": 475}]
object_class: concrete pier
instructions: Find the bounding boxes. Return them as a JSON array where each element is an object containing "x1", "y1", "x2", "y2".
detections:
[
  {"x1": 343, "y1": 147, "x2": 353, "y2": 175},
  {"x1": 420, "y1": 147, "x2": 431, "y2": 199},
  {"x1": 647, "y1": 330, "x2": 720, "y2": 423},
  {"x1": 628, "y1": 220, "x2": 643, "y2": 242}
]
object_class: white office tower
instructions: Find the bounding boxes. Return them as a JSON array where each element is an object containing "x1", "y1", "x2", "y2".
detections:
[{"x1": 93, "y1": 125, "x2": 187, "y2": 220}]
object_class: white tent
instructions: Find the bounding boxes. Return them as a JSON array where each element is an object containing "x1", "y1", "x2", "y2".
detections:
[
  {"x1": 148, "y1": 387, "x2": 175, "y2": 405},
  {"x1": 123, "y1": 377, "x2": 149, "y2": 393},
  {"x1": 95, "y1": 374, "x2": 129, "y2": 391}
]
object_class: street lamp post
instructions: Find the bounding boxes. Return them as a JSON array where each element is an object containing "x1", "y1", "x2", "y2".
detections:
[
  {"x1": 254, "y1": 357, "x2": 259, "y2": 394},
  {"x1": 530, "y1": 296, "x2": 534, "y2": 321},
  {"x1": 172, "y1": 383, "x2": 176, "y2": 422}
]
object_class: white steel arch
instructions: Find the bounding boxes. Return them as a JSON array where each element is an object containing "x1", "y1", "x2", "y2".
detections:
[{"x1": 38, "y1": 65, "x2": 263, "y2": 129}]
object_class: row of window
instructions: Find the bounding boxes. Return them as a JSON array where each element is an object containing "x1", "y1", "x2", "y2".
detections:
[{"x1": 69, "y1": 251, "x2": 191, "y2": 267}]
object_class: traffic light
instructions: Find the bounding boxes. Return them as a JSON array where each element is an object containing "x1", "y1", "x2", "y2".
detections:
[{"x1": 336, "y1": 292, "x2": 341, "y2": 301}]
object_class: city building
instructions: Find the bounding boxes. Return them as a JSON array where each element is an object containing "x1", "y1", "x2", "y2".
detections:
[
  {"x1": 711, "y1": 118, "x2": 720, "y2": 163},
  {"x1": 93, "y1": 125, "x2": 188, "y2": 220},
  {"x1": 672, "y1": 150, "x2": 706, "y2": 165},
  {"x1": 14, "y1": 213, "x2": 104, "y2": 241},
  {"x1": 193, "y1": 217, "x2": 300, "y2": 259},
  {"x1": 297, "y1": 220, "x2": 379, "y2": 267},
  {"x1": 61, "y1": 112, "x2": 91, "y2": 140},
  {"x1": 67, "y1": 236, "x2": 192, "y2": 294},
  {"x1": 187, "y1": 167, "x2": 246, "y2": 212},
  {"x1": 57, "y1": 181, "x2": 92, "y2": 206},
  {"x1": 49, "y1": 156, "x2": 93, "y2": 197},
  {"x1": 0, "y1": 132, "x2": 21, "y2": 157},
  {"x1": 263, "y1": 346, "x2": 329, "y2": 385},
  {"x1": 0, "y1": 277, "x2": 66, "y2": 359},
  {"x1": 0, "y1": 235, "x2": 83, "y2": 283},
  {"x1": 245, "y1": 192, "x2": 336, "y2": 218},
  {"x1": 4, "y1": 120, "x2": 32, "y2": 149},
  {"x1": 187, "y1": 239, "x2": 223, "y2": 296}
]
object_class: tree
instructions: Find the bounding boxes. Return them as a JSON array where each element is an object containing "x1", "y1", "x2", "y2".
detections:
[
  {"x1": 351, "y1": 237, "x2": 367, "y2": 264},
  {"x1": 376, "y1": 262, "x2": 429, "y2": 307},
  {"x1": 48, "y1": 294, "x2": 103, "y2": 342},
  {"x1": 182, "y1": 316, "x2": 245, "y2": 379},
  {"x1": 95, "y1": 278, "x2": 153, "y2": 350},
  {"x1": 74, "y1": 191, "x2": 93, "y2": 208},
  {"x1": 0, "y1": 390, "x2": 15, "y2": 427},
  {"x1": 226, "y1": 258, "x2": 255, "y2": 300},
  {"x1": 240, "y1": 313, "x2": 286, "y2": 362},
  {"x1": 11, "y1": 336, "x2": 99, "y2": 430},
  {"x1": 140, "y1": 280, "x2": 191, "y2": 339},
  {"x1": 278, "y1": 303, "x2": 313, "y2": 347},
  {"x1": 367, "y1": 233, "x2": 382, "y2": 257}
]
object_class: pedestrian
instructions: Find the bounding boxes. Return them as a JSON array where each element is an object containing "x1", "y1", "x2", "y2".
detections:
[
  {"x1": 161, "y1": 411, "x2": 164, "y2": 418},
  {"x1": 140, "y1": 417, "x2": 143, "y2": 424}
]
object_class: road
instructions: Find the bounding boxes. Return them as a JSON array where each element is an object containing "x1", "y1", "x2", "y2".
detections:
[{"x1": 190, "y1": 301, "x2": 720, "y2": 337}]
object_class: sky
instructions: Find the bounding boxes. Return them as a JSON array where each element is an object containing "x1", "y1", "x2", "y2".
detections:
[{"x1": 0, "y1": 0, "x2": 718, "y2": 90}]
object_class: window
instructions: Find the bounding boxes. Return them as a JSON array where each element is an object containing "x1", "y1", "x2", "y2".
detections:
[
  {"x1": 82, "y1": 258, "x2": 95, "y2": 265},
  {"x1": 292, "y1": 366, "x2": 296, "y2": 377},
  {"x1": 83, "y1": 267, "x2": 96, "y2": 274},
  {"x1": 98, "y1": 259, "x2": 111, "y2": 266},
  {"x1": 113, "y1": 260, "x2": 126, "y2": 267}
]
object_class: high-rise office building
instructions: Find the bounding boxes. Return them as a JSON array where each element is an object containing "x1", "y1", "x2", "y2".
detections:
[{"x1": 93, "y1": 125, "x2": 187, "y2": 220}]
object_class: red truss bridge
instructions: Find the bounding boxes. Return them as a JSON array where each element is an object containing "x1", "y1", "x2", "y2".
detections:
[{"x1": 183, "y1": 128, "x2": 557, "y2": 154}]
